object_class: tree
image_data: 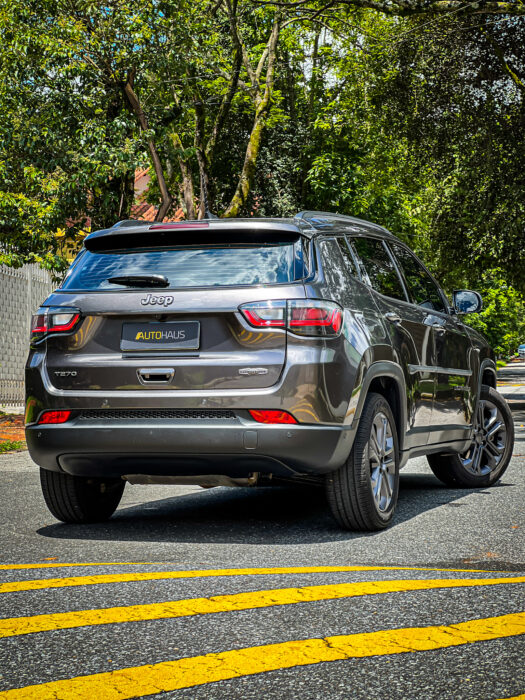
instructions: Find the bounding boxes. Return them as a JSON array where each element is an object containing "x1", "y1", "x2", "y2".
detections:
[
  {"x1": 464, "y1": 271, "x2": 525, "y2": 358},
  {"x1": 355, "y1": 12, "x2": 525, "y2": 293},
  {"x1": 1, "y1": 0, "x2": 524, "y2": 298},
  {"x1": 0, "y1": 0, "x2": 143, "y2": 266},
  {"x1": 0, "y1": 0, "x2": 294, "y2": 255},
  {"x1": 257, "y1": 0, "x2": 525, "y2": 18}
]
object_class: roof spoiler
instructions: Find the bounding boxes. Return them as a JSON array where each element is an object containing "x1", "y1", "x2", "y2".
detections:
[{"x1": 84, "y1": 220, "x2": 303, "y2": 252}]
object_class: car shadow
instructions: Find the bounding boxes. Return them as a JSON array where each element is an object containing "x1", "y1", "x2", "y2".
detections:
[{"x1": 37, "y1": 471, "x2": 514, "y2": 546}]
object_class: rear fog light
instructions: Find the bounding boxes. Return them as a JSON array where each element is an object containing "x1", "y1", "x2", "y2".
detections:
[
  {"x1": 249, "y1": 410, "x2": 298, "y2": 424},
  {"x1": 37, "y1": 411, "x2": 72, "y2": 425}
]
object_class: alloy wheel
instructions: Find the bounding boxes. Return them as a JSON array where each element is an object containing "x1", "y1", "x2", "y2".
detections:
[
  {"x1": 460, "y1": 399, "x2": 507, "y2": 477},
  {"x1": 369, "y1": 412, "x2": 396, "y2": 512}
]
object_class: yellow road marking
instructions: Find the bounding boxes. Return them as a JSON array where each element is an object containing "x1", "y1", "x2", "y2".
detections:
[
  {"x1": 0, "y1": 563, "x2": 155, "y2": 571},
  {"x1": 0, "y1": 565, "x2": 502, "y2": 594},
  {"x1": 1, "y1": 576, "x2": 524, "y2": 639},
  {"x1": 2, "y1": 612, "x2": 524, "y2": 699}
]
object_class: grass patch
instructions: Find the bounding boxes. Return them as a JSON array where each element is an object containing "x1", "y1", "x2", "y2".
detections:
[
  {"x1": 0, "y1": 440, "x2": 25, "y2": 453},
  {"x1": 496, "y1": 360, "x2": 508, "y2": 369}
]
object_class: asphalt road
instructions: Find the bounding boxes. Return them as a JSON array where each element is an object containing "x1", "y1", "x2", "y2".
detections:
[{"x1": 0, "y1": 413, "x2": 524, "y2": 698}]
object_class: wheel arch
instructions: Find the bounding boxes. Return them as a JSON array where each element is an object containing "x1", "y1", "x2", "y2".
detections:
[
  {"x1": 352, "y1": 362, "x2": 407, "y2": 454},
  {"x1": 480, "y1": 359, "x2": 497, "y2": 390}
]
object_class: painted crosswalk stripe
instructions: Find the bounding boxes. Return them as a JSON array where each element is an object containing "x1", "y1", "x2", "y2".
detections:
[
  {"x1": 0, "y1": 565, "x2": 500, "y2": 594},
  {"x1": 1, "y1": 612, "x2": 524, "y2": 699},
  {"x1": 0, "y1": 576, "x2": 524, "y2": 639}
]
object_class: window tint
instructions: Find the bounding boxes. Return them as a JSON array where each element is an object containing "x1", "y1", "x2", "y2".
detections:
[
  {"x1": 60, "y1": 243, "x2": 304, "y2": 290},
  {"x1": 352, "y1": 237, "x2": 407, "y2": 301},
  {"x1": 318, "y1": 239, "x2": 351, "y2": 296},
  {"x1": 389, "y1": 243, "x2": 446, "y2": 313},
  {"x1": 337, "y1": 237, "x2": 360, "y2": 279}
]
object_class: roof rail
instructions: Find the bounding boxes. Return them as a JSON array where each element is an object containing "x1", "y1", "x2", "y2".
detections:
[{"x1": 294, "y1": 210, "x2": 389, "y2": 234}]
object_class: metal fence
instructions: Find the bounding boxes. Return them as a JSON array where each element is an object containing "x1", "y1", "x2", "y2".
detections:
[{"x1": 0, "y1": 264, "x2": 54, "y2": 406}]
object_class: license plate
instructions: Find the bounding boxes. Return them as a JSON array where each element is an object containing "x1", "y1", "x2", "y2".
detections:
[{"x1": 121, "y1": 322, "x2": 200, "y2": 351}]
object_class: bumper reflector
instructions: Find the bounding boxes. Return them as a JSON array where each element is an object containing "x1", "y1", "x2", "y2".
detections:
[
  {"x1": 249, "y1": 410, "x2": 297, "y2": 425},
  {"x1": 37, "y1": 410, "x2": 71, "y2": 425}
]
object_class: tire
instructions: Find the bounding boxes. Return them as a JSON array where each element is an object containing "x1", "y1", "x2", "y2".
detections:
[
  {"x1": 40, "y1": 469, "x2": 125, "y2": 523},
  {"x1": 326, "y1": 392, "x2": 400, "y2": 531},
  {"x1": 427, "y1": 385, "x2": 514, "y2": 488}
]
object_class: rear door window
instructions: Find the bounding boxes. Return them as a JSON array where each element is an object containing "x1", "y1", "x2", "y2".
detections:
[
  {"x1": 352, "y1": 237, "x2": 407, "y2": 302},
  {"x1": 337, "y1": 237, "x2": 361, "y2": 279},
  {"x1": 60, "y1": 243, "x2": 305, "y2": 290},
  {"x1": 317, "y1": 239, "x2": 351, "y2": 295}
]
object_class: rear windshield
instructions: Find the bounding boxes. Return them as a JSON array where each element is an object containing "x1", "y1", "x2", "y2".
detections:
[{"x1": 60, "y1": 243, "x2": 306, "y2": 290}]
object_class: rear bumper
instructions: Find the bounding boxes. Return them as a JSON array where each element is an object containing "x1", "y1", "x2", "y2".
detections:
[{"x1": 26, "y1": 419, "x2": 355, "y2": 479}]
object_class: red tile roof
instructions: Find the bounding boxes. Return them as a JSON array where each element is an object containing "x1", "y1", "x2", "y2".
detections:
[{"x1": 130, "y1": 202, "x2": 184, "y2": 222}]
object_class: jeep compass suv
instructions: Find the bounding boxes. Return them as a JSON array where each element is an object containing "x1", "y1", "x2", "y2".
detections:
[{"x1": 25, "y1": 211, "x2": 514, "y2": 530}]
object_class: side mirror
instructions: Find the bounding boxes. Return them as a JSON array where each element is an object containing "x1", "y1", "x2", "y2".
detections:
[{"x1": 453, "y1": 290, "x2": 483, "y2": 314}]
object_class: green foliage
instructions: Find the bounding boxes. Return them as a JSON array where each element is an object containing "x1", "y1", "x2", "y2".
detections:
[
  {"x1": 0, "y1": 440, "x2": 24, "y2": 453},
  {"x1": 463, "y1": 271, "x2": 525, "y2": 359},
  {"x1": 0, "y1": 0, "x2": 524, "y2": 353}
]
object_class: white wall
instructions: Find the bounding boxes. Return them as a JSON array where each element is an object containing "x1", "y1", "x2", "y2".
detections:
[{"x1": 0, "y1": 264, "x2": 54, "y2": 406}]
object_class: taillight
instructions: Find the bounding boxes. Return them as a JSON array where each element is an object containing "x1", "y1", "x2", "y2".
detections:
[
  {"x1": 239, "y1": 301, "x2": 286, "y2": 327},
  {"x1": 249, "y1": 410, "x2": 297, "y2": 424},
  {"x1": 239, "y1": 300, "x2": 342, "y2": 337},
  {"x1": 37, "y1": 410, "x2": 71, "y2": 425},
  {"x1": 31, "y1": 307, "x2": 80, "y2": 343},
  {"x1": 287, "y1": 300, "x2": 343, "y2": 336}
]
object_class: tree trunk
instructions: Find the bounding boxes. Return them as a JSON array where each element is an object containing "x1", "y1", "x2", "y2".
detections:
[
  {"x1": 194, "y1": 102, "x2": 211, "y2": 218},
  {"x1": 169, "y1": 131, "x2": 196, "y2": 219},
  {"x1": 123, "y1": 74, "x2": 172, "y2": 221},
  {"x1": 179, "y1": 161, "x2": 196, "y2": 220},
  {"x1": 223, "y1": 18, "x2": 280, "y2": 218},
  {"x1": 205, "y1": 47, "x2": 242, "y2": 165},
  {"x1": 222, "y1": 113, "x2": 265, "y2": 218}
]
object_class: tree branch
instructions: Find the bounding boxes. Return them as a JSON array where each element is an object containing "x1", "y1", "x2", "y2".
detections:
[
  {"x1": 225, "y1": 0, "x2": 258, "y2": 88},
  {"x1": 223, "y1": 16, "x2": 281, "y2": 217},
  {"x1": 123, "y1": 70, "x2": 172, "y2": 221},
  {"x1": 253, "y1": 0, "x2": 525, "y2": 16},
  {"x1": 206, "y1": 44, "x2": 242, "y2": 163},
  {"x1": 480, "y1": 28, "x2": 525, "y2": 93}
]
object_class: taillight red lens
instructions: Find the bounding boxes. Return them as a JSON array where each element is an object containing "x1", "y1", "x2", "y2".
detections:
[
  {"x1": 48, "y1": 313, "x2": 80, "y2": 332},
  {"x1": 239, "y1": 300, "x2": 343, "y2": 337},
  {"x1": 31, "y1": 307, "x2": 80, "y2": 343},
  {"x1": 31, "y1": 313, "x2": 48, "y2": 334},
  {"x1": 288, "y1": 300, "x2": 342, "y2": 335},
  {"x1": 249, "y1": 410, "x2": 298, "y2": 424},
  {"x1": 37, "y1": 410, "x2": 71, "y2": 425}
]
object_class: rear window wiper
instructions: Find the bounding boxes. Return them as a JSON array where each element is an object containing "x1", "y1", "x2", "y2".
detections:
[{"x1": 107, "y1": 274, "x2": 170, "y2": 288}]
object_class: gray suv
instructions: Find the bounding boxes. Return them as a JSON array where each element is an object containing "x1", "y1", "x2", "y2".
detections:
[{"x1": 25, "y1": 211, "x2": 514, "y2": 530}]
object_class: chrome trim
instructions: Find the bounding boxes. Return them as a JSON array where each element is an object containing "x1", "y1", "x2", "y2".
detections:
[
  {"x1": 238, "y1": 367, "x2": 269, "y2": 376},
  {"x1": 41, "y1": 364, "x2": 284, "y2": 398},
  {"x1": 137, "y1": 368, "x2": 175, "y2": 385},
  {"x1": 408, "y1": 364, "x2": 472, "y2": 377}
]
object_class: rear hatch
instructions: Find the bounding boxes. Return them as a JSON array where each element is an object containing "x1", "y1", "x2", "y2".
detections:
[{"x1": 41, "y1": 222, "x2": 308, "y2": 392}]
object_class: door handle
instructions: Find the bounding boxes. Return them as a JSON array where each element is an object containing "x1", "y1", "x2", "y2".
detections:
[
  {"x1": 385, "y1": 312, "x2": 402, "y2": 324},
  {"x1": 137, "y1": 368, "x2": 175, "y2": 384}
]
